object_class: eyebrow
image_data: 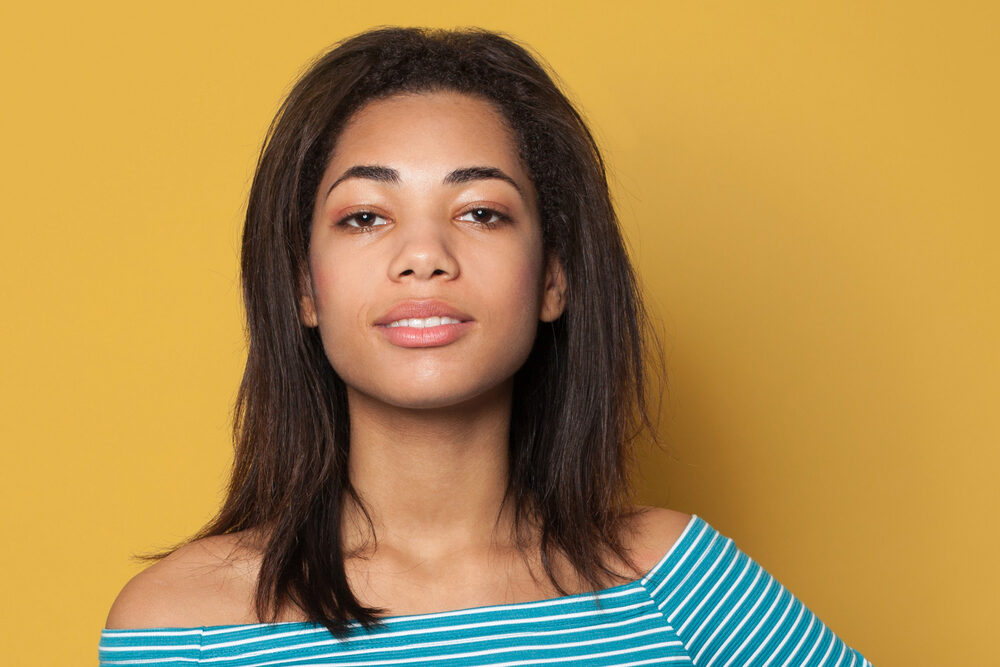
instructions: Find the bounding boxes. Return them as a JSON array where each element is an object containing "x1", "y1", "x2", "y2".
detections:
[{"x1": 325, "y1": 165, "x2": 524, "y2": 199}]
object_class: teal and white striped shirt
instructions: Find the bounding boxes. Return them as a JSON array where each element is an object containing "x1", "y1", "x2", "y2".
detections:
[{"x1": 99, "y1": 515, "x2": 873, "y2": 665}]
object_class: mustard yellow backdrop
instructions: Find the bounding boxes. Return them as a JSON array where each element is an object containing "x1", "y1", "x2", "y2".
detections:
[{"x1": 2, "y1": 1, "x2": 996, "y2": 665}]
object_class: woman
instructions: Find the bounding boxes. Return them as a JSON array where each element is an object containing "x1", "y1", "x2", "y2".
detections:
[{"x1": 100, "y1": 27, "x2": 873, "y2": 666}]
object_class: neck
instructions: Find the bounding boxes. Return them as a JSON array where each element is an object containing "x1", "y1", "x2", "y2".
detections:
[{"x1": 341, "y1": 378, "x2": 526, "y2": 561}]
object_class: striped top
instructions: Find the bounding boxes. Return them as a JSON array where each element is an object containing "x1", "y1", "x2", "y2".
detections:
[{"x1": 99, "y1": 515, "x2": 872, "y2": 666}]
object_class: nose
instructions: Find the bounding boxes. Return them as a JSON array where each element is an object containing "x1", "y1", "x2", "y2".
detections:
[{"x1": 387, "y1": 218, "x2": 460, "y2": 282}]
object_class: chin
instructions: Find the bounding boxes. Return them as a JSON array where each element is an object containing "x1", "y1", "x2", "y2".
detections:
[
  {"x1": 346, "y1": 378, "x2": 511, "y2": 412},
  {"x1": 384, "y1": 388, "x2": 497, "y2": 411},
  {"x1": 391, "y1": 398, "x2": 467, "y2": 411}
]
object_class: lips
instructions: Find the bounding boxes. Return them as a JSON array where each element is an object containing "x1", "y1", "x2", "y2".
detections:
[{"x1": 373, "y1": 299, "x2": 474, "y2": 327}]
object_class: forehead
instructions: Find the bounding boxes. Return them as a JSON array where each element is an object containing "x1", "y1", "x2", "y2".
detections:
[{"x1": 327, "y1": 91, "x2": 527, "y2": 177}]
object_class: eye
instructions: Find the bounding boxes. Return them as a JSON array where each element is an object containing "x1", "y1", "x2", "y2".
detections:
[
  {"x1": 337, "y1": 210, "x2": 389, "y2": 232},
  {"x1": 456, "y1": 206, "x2": 511, "y2": 228}
]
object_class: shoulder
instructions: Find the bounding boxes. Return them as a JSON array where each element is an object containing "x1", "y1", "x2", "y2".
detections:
[
  {"x1": 619, "y1": 505, "x2": 693, "y2": 579},
  {"x1": 104, "y1": 532, "x2": 262, "y2": 630}
]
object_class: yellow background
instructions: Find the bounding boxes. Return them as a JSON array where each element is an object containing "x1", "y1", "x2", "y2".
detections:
[{"x1": 2, "y1": 2, "x2": 997, "y2": 665}]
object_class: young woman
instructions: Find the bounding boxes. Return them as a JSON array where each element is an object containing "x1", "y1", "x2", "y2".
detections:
[{"x1": 100, "y1": 27, "x2": 873, "y2": 666}]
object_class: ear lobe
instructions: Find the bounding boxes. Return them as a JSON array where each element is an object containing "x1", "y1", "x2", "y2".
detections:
[
  {"x1": 300, "y1": 294, "x2": 318, "y2": 328},
  {"x1": 539, "y1": 254, "x2": 567, "y2": 323},
  {"x1": 298, "y1": 272, "x2": 319, "y2": 328}
]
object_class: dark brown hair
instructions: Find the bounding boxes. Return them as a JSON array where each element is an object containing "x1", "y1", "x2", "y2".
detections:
[{"x1": 146, "y1": 26, "x2": 666, "y2": 639}]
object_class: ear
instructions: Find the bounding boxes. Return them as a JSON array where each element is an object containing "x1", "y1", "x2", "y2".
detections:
[
  {"x1": 298, "y1": 269, "x2": 319, "y2": 328},
  {"x1": 539, "y1": 253, "x2": 567, "y2": 323}
]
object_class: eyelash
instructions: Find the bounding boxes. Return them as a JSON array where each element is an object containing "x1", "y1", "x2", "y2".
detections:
[{"x1": 335, "y1": 207, "x2": 512, "y2": 233}]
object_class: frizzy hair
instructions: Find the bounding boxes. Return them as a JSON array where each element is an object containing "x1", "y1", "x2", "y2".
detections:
[{"x1": 142, "y1": 26, "x2": 667, "y2": 639}]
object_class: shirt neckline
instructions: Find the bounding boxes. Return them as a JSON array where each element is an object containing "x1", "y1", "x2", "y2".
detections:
[{"x1": 102, "y1": 514, "x2": 702, "y2": 634}]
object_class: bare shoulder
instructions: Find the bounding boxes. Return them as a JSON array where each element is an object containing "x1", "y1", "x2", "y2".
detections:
[
  {"x1": 104, "y1": 532, "x2": 262, "y2": 630},
  {"x1": 622, "y1": 505, "x2": 693, "y2": 578}
]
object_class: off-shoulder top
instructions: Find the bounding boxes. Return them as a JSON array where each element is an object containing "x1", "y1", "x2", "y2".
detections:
[{"x1": 99, "y1": 514, "x2": 873, "y2": 666}]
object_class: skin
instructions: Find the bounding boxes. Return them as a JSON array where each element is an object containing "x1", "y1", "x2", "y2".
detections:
[
  {"x1": 298, "y1": 90, "x2": 570, "y2": 611},
  {"x1": 103, "y1": 91, "x2": 691, "y2": 628},
  {"x1": 300, "y1": 91, "x2": 564, "y2": 565}
]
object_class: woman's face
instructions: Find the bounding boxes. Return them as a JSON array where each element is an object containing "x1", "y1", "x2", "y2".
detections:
[{"x1": 303, "y1": 90, "x2": 566, "y2": 410}]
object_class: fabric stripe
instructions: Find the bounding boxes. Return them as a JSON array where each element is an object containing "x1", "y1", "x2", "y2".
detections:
[
  {"x1": 100, "y1": 515, "x2": 873, "y2": 666},
  {"x1": 643, "y1": 517, "x2": 873, "y2": 666}
]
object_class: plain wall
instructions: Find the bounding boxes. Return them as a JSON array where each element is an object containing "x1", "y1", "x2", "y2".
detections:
[{"x1": 2, "y1": 1, "x2": 997, "y2": 665}]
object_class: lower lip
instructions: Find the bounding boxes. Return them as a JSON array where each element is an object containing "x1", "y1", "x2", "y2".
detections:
[{"x1": 376, "y1": 321, "x2": 475, "y2": 348}]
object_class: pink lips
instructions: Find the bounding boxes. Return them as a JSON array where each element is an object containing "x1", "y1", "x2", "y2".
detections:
[{"x1": 373, "y1": 299, "x2": 476, "y2": 348}]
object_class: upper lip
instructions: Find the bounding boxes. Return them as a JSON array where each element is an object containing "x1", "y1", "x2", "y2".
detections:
[{"x1": 373, "y1": 299, "x2": 475, "y2": 326}]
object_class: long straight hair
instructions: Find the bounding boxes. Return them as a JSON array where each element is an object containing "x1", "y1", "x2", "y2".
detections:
[{"x1": 146, "y1": 26, "x2": 667, "y2": 639}]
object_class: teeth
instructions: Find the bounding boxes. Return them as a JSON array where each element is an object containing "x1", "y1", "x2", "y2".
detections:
[{"x1": 388, "y1": 316, "x2": 462, "y2": 328}]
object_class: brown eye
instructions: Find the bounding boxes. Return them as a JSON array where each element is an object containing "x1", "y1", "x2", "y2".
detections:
[
  {"x1": 337, "y1": 211, "x2": 388, "y2": 231},
  {"x1": 456, "y1": 207, "x2": 511, "y2": 227}
]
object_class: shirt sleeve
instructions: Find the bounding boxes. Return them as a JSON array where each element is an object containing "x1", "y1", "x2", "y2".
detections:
[{"x1": 641, "y1": 516, "x2": 874, "y2": 667}]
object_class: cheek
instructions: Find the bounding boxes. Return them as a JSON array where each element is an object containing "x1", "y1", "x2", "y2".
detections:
[
  {"x1": 309, "y1": 251, "x2": 368, "y2": 336},
  {"x1": 510, "y1": 258, "x2": 544, "y2": 311},
  {"x1": 512, "y1": 239, "x2": 546, "y2": 298},
  {"x1": 479, "y1": 244, "x2": 545, "y2": 328}
]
